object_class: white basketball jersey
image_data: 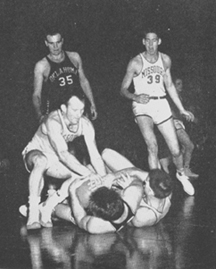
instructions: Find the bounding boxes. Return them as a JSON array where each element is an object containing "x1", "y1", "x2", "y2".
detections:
[{"x1": 133, "y1": 52, "x2": 166, "y2": 96}]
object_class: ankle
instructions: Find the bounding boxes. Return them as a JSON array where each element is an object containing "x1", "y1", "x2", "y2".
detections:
[{"x1": 177, "y1": 169, "x2": 184, "y2": 175}]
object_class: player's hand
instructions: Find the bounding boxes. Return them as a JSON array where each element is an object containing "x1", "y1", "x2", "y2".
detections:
[
  {"x1": 115, "y1": 172, "x2": 132, "y2": 189},
  {"x1": 87, "y1": 173, "x2": 103, "y2": 191},
  {"x1": 181, "y1": 110, "x2": 195, "y2": 122},
  {"x1": 101, "y1": 173, "x2": 117, "y2": 189},
  {"x1": 90, "y1": 105, "x2": 98, "y2": 120},
  {"x1": 135, "y1": 94, "x2": 150, "y2": 104}
]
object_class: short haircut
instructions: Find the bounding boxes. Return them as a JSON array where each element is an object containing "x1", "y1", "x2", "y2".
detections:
[
  {"x1": 87, "y1": 187, "x2": 124, "y2": 221},
  {"x1": 149, "y1": 169, "x2": 173, "y2": 199},
  {"x1": 143, "y1": 27, "x2": 161, "y2": 39},
  {"x1": 61, "y1": 87, "x2": 85, "y2": 107},
  {"x1": 43, "y1": 27, "x2": 63, "y2": 41}
]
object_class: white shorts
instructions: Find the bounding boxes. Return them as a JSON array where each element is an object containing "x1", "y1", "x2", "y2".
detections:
[
  {"x1": 22, "y1": 141, "x2": 59, "y2": 173},
  {"x1": 132, "y1": 98, "x2": 172, "y2": 125}
]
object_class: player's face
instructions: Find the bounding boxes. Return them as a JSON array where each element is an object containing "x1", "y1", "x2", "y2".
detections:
[
  {"x1": 45, "y1": 33, "x2": 64, "y2": 56},
  {"x1": 65, "y1": 96, "x2": 85, "y2": 129},
  {"x1": 143, "y1": 33, "x2": 161, "y2": 55},
  {"x1": 175, "y1": 79, "x2": 183, "y2": 93}
]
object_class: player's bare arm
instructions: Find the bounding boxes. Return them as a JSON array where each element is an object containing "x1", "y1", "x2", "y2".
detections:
[
  {"x1": 121, "y1": 178, "x2": 143, "y2": 215},
  {"x1": 68, "y1": 52, "x2": 97, "y2": 119},
  {"x1": 46, "y1": 118, "x2": 92, "y2": 176},
  {"x1": 162, "y1": 54, "x2": 194, "y2": 121},
  {"x1": 83, "y1": 121, "x2": 106, "y2": 176},
  {"x1": 116, "y1": 167, "x2": 148, "y2": 183},
  {"x1": 33, "y1": 59, "x2": 50, "y2": 121},
  {"x1": 120, "y1": 56, "x2": 150, "y2": 104},
  {"x1": 69, "y1": 178, "x2": 115, "y2": 233}
]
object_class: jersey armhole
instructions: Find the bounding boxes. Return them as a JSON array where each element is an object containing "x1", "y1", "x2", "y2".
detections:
[
  {"x1": 160, "y1": 53, "x2": 167, "y2": 71},
  {"x1": 139, "y1": 53, "x2": 144, "y2": 73}
]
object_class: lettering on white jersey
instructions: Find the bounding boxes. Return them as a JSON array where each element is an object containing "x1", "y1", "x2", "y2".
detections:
[{"x1": 142, "y1": 66, "x2": 164, "y2": 77}]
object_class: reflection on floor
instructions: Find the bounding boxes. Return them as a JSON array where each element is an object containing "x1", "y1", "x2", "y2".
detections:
[{"x1": 0, "y1": 153, "x2": 216, "y2": 269}]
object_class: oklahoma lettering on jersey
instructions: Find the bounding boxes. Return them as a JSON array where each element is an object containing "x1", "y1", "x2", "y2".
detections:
[
  {"x1": 49, "y1": 66, "x2": 77, "y2": 83},
  {"x1": 43, "y1": 51, "x2": 80, "y2": 113},
  {"x1": 133, "y1": 52, "x2": 166, "y2": 96}
]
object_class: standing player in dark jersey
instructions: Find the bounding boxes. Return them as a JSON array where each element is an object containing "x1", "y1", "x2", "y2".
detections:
[{"x1": 33, "y1": 29, "x2": 97, "y2": 123}]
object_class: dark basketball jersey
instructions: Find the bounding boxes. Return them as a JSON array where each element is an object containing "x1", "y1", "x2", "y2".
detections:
[
  {"x1": 43, "y1": 52, "x2": 81, "y2": 113},
  {"x1": 110, "y1": 200, "x2": 134, "y2": 232}
]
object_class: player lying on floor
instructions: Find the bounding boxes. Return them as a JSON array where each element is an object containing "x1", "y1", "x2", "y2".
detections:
[{"x1": 27, "y1": 148, "x2": 172, "y2": 233}]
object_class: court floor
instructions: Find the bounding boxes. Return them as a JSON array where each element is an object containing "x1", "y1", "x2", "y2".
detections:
[{"x1": 0, "y1": 142, "x2": 215, "y2": 269}]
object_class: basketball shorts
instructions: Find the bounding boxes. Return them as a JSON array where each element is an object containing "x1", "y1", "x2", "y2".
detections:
[
  {"x1": 22, "y1": 141, "x2": 59, "y2": 173},
  {"x1": 132, "y1": 98, "x2": 172, "y2": 125}
]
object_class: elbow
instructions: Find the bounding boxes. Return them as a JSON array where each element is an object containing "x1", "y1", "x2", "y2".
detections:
[{"x1": 58, "y1": 151, "x2": 69, "y2": 165}]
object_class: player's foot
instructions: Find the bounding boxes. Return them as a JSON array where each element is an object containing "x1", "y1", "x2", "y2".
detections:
[
  {"x1": 27, "y1": 221, "x2": 41, "y2": 230},
  {"x1": 39, "y1": 203, "x2": 53, "y2": 228},
  {"x1": 184, "y1": 167, "x2": 199, "y2": 178},
  {"x1": 19, "y1": 190, "x2": 57, "y2": 218},
  {"x1": 27, "y1": 207, "x2": 41, "y2": 230},
  {"x1": 19, "y1": 203, "x2": 54, "y2": 228},
  {"x1": 176, "y1": 171, "x2": 195, "y2": 196}
]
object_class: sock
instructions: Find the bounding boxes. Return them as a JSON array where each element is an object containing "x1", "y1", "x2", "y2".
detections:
[
  {"x1": 28, "y1": 196, "x2": 41, "y2": 208},
  {"x1": 43, "y1": 190, "x2": 64, "y2": 212}
]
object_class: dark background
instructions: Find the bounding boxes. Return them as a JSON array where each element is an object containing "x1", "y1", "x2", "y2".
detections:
[{"x1": 0, "y1": 0, "x2": 215, "y2": 201}]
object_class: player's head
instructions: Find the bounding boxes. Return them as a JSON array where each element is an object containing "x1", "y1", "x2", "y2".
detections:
[
  {"x1": 142, "y1": 27, "x2": 161, "y2": 54},
  {"x1": 44, "y1": 28, "x2": 64, "y2": 55},
  {"x1": 146, "y1": 169, "x2": 173, "y2": 199},
  {"x1": 87, "y1": 187, "x2": 124, "y2": 221},
  {"x1": 174, "y1": 78, "x2": 183, "y2": 93},
  {"x1": 60, "y1": 90, "x2": 86, "y2": 126},
  {"x1": 143, "y1": 27, "x2": 161, "y2": 39}
]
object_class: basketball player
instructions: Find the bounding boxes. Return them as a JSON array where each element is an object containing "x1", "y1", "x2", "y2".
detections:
[
  {"x1": 33, "y1": 29, "x2": 97, "y2": 122},
  {"x1": 120, "y1": 28, "x2": 195, "y2": 195},
  {"x1": 22, "y1": 90, "x2": 106, "y2": 230},
  {"x1": 35, "y1": 149, "x2": 172, "y2": 233},
  {"x1": 171, "y1": 78, "x2": 198, "y2": 177}
]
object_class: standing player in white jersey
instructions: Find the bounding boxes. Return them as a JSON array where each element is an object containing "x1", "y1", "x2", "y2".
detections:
[{"x1": 120, "y1": 28, "x2": 195, "y2": 196}]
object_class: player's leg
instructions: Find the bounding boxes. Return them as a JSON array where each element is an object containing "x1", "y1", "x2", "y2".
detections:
[
  {"x1": 157, "y1": 119, "x2": 182, "y2": 170},
  {"x1": 176, "y1": 129, "x2": 198, "y2": 178},
  {"x1": 102, "y1": 148, "x2": 135, "y2": 172},
  {"x1": 131, "y1": 206, "x2": 157, "y2": 227},
  {"x1": 25, "y1": 150, "x2": 48, "y2": 229},
  {"x1": 155, "y1": 127, "x2": 172, "y2": 173},
  {"x1": 136, "y1": 116, "x2": 160, "y2": 169},
  {"x1": 158, "y1": 119, "x2": 195, "y2": 195},
  {"x1": 53, "y1": 203, "x2": 76, "y2": 224},
  {"x1": 39, "y1": 163, "x2": 81, "y2": 227}
]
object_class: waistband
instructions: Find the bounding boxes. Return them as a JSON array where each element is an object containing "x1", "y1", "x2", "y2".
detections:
[{"x1": 149, "y1": 95, "x2": 166, "y2": 100}]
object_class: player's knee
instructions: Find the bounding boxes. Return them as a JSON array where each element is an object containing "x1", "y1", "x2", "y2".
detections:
[
  {"x1": 187, "y1": 141, "x2": 194, "y2": 152},
  {"x1": 33, "y1": 154, "x2": 48, "y2": 170},
  {"x1": 171, "y1": 148, "x2": 181, "y2": 158},
  {"x1": 68, "y1": 183, "x2": 74, "y2": 196},
  {"x1": 101, "y1": 148, "x2": 113, "y2": 160}
]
